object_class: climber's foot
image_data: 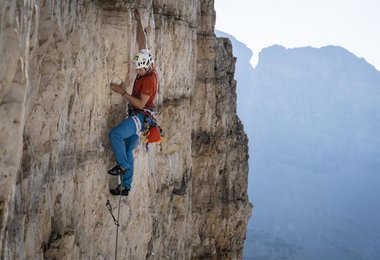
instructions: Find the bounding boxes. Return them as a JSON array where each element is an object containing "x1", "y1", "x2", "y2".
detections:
[
  {"x1": 108, "y1": 165, "x2": 125, "y2": 176},
  {"x1": 110, "y1": 185, "x2": 130, "y2": 196}
]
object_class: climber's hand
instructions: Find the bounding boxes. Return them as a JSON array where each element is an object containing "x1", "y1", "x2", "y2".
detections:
[{"x1": 110, "y1": 83, "x2": 125, "y2": 95}]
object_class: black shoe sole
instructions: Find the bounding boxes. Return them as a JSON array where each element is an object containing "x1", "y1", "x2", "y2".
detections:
[
  {"x1": 108, "y1": 171, "x2": 123, "y2": 176},
  {"x1": 110, "y1": 188, "x2": 130, "y2": 196},
  {"x1": 107, "y1": 166, "x2": 125, "y2": 176}
]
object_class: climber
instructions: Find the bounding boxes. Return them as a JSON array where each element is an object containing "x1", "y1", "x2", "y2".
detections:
[{"x1": 108, "y1": 9, "x2": 159, "y2": 196}]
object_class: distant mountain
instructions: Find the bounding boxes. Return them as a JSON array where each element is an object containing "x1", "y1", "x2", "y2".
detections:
[
  {"x1": 215, "y1": 31, "x2": 255, "y2": 120},
  {"x1": 216, "y1": 30, "x2": 380, "y2": 260},
  {"x1": 251, "y1": 44, "x2": 380, "y2": 171}
]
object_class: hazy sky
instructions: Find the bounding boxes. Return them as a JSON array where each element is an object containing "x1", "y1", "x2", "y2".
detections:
[{"x1": 214, "y1": 0, "x2": 380, "y2": 70}]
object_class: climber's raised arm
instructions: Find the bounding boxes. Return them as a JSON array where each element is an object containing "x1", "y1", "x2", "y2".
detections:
[{"x1": 134, "y1": 9, "x2": 147, "y2": 50}]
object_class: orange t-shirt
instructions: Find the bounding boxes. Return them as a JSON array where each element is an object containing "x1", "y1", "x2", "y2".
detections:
[{"x1": 131, "y1": 67, "x2": 158, "y2": 110}]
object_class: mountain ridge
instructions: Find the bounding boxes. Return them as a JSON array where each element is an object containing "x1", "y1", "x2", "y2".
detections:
[{"x1": 218, "y1": 30, "x2": 380, "y2": 260}]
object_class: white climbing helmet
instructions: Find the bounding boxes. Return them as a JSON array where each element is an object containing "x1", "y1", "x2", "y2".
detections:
[{"x1": 132, "y1": 49, "x2": 153, "y2": 69}]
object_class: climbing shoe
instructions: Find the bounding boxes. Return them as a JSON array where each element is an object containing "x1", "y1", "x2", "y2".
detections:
[
  {"x1": 110, "y1": 186, "x2": 130, "y2": 196},
  {"x1": 108, "y1": 165, "x2": 125, "y2": 176}
]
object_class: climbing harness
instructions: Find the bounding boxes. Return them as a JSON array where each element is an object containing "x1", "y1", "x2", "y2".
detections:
[
  {"x1": 141, "y1": 115, "x2": 164, "y2": 144},
  {"x1": 128, "y1": 104, "x2": 164, "y2": 148},
  {"x1": 106, "y1": 176, "x2": 122, "y2": 260},
  {"x1": 131, "y1": 115, "x2": 142, "y2": 132}
]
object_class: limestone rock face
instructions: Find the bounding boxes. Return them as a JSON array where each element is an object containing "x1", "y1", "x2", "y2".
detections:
[{"x1": 0, "y1": 0, "x2": 252, "y2": 259}]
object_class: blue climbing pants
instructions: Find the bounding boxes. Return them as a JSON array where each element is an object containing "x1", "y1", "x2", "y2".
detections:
[{"x1": 109, "y1": 113, "x2": 145, "y2": 189}]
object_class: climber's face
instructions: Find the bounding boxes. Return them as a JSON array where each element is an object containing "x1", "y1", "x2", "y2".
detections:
[{"x1": 136, "y1": 68, "x2": 148, "y2": 77}]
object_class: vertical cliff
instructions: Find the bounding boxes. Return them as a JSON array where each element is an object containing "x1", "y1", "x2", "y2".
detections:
[{"x1": 0, "y1": 0, "x2": 251, "y2": 259}]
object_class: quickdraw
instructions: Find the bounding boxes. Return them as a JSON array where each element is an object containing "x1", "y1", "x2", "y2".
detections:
[
  {"x1": 106, "y1": 176, "x2": 122, "y2": 260},
  {"x1": 106, "y1": 200, "x2": 120, "y2": 226}
]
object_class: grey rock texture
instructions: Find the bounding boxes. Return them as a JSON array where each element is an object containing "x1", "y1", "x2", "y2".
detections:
[{"x1": 0, "y1": 0, "x2": 252, "y2": 259}]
